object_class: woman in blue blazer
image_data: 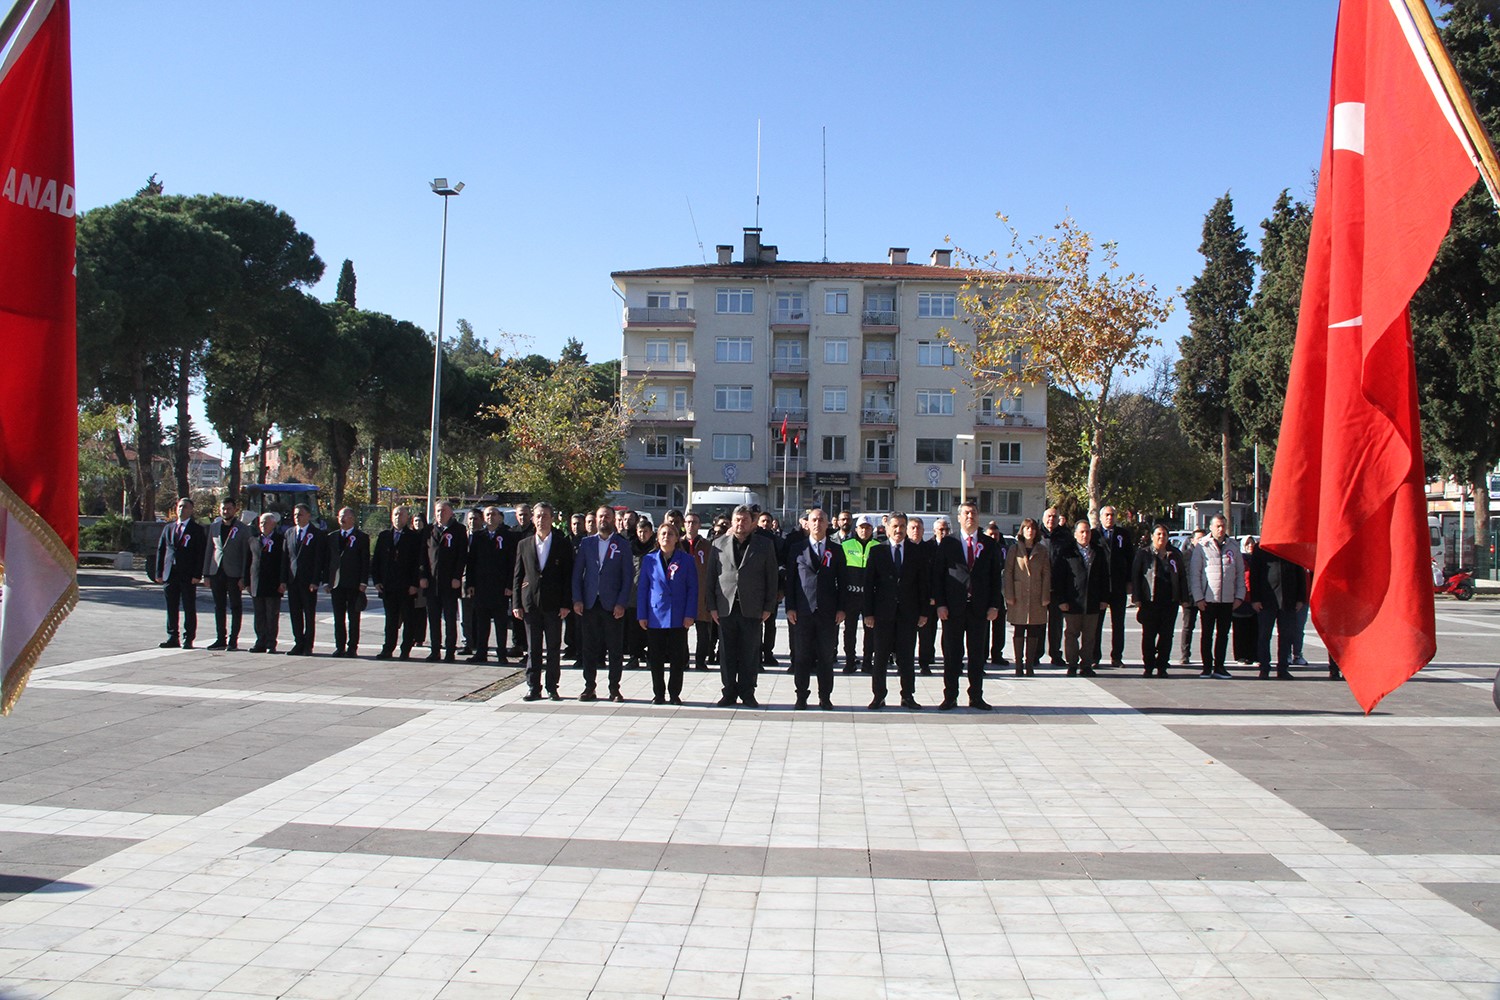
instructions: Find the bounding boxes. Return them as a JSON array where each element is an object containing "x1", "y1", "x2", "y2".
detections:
[{"x1": 636, "y1": 521, "x2": 698, "y2": 704}]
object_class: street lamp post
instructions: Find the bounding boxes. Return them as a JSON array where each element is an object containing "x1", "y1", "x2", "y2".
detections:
[
  {"x1": 425, "y1": 178, "x2": 464, "y2": 521},
  {"x1": 955, "y1": 433, "x2": 976, "y2": 506}
]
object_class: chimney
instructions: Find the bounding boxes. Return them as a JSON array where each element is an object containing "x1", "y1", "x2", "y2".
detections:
[
  {"x1": 931, "y1": 248, "x2": 952, "y2": 268},
  {"x1": 760, "y1": 244, "x2": 778, "y2": 263},
  {"x1": 744, "y1": 227, "x2": 763, "y2": 264},
  {"x1": 716, "y1": 244, "x2": 733, "y2": 265},
  {"x1": 888, "y1": 247, "x2": 909, "y2": 266}
]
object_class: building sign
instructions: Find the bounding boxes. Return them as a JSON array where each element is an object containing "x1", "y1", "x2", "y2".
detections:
[{"x1": 813, "y1": 473, "x2": 850, "y2": 487}]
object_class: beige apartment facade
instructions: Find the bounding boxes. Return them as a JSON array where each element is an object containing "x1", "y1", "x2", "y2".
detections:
[{"x1": 612, "y1": 229, "x2": 1047, "y2": 529}]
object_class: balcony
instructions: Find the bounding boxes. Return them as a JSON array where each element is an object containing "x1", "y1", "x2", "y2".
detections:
[
  {"x1": 771, "y1": 308, "x2": 810, "y2": 331},
  {"x1": 860, "y1": 408, "x2": 897, "y2": 427},
  {"x1": 861, "y1": 309, "x2": 898, "y2": 330},
  {"x1": 623, "y1": 354, "x2": 695, "y2": 377},
  {"x1": 770, "y1": 455, "x2": 810, "y2": 473},
  {"x1": 975, "y1": 410, "x2": 1046, "y2": 429},
  {"x1": 769, "y1": 406, "x2": 809, "y2": 426},
  {"x1": 771, "y1": 356, "x2": 809, "y2": 377},
  {"x1": 625, "y1": 453, "x2": 689, "y2": 472},
  {"x1": 975, "y1": 460, "x2": 1046, "y2": 479},
  {"x1": 862, "y1": 458, "x2": 895, "y2": 475},
  {"x1": 625, "y1": 306, "x2": 695, "y2": 328},
  {"x1": 634, "y1": 408, "x2": 695, "y2": 425},
  {"x1": 860, "y1": 358, "x2": 899, "y2": 377}
]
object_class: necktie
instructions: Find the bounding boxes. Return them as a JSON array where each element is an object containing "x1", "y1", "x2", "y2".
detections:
[
  {"x1": 966, "y1": 537, "x2": 975, "y2": 568},
  {"x1": 394, "y1": 529, "x2": 402, "y2": 544},
  {"x1": 814, "y1": 542, "x2": 823, "y2": 562}
]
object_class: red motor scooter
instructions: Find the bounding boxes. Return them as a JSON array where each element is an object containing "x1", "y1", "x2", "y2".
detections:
[{"x1": 1436, "y1": 567, "x2": 1477, "y2": 601}]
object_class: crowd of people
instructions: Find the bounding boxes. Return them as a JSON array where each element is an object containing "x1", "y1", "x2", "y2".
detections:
[{"x1": 149, "y1": 494, "x2": 1328, "y2": 712}]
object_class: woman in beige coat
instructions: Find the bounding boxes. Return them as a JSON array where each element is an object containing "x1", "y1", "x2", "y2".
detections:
[{"x1": 1003, "y1": 517, "x2": 1052, "y2": 675}]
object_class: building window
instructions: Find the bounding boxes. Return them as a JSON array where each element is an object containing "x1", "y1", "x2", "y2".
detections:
[
  {"x1": 996, "y1": 441, "x2": 1022, "y2": 464},
  {"x1": 825, "y1": 289, "x2": 849, "y2": 314},
  {"x1": 715, "y1": 385, "x2": 753, "y2": 411},
  {"x1": 916, "y1": 341, "x2": 956, "y2": 367},
  {"x1": 978, "y1": 490, "x2": 993, "y2": 514},
  {"x1": 645, "y1": 339, "x2": 686, "y2": 365},
  {"x1": 643, "y1": 484, "x2": 669, "y2": 508},
  {"x1": 646, "y1": 290, "x2": 687, "y2": 309},
  {"x1": 917, "y1": 291, "x2": 956, "y2": 318},
  {"x1": 672, "y1": 388, "x2": 688, "y2": 413},
  {"x1": 916, "y1": 389, "x2": 954, "y2": 416},
  {"x1": 716, "y1": 288, "x2": 754, "y2": 314},
  {"x1": 865, "y1": 487, "x2": 891, "y2": 510},
  {"x1": 823, "y1": 387, "x2": 848, "y2": 413},
  {"x1": 775, "y1": 291, "x2": 805, "y2": 322},
  {"x1": 913, "y1": 488, "x2": 953, "y2": 513},
  {"x1": 824, "y1": 339, "x2": 848, "y2": 364},
  {"x1": 866, "y1": 292, "x2": 895, "y2": 313},
  {"x1": 716, "y1": 337, "x2": 753, "y2": 363},
  {"x1": 822, "y1": 435, "x2": 846, "y2": 462},
  {"x1": 644, "y1": 435, "x2": 669, "y2": 459},
  {"x1": 712, "y1": 434, "x2": 753, "y2": 461},
  {"x1": 916, "y1": 438, "x2": 953, "y2": 464},
  {"x1": 773, "y1": 387, "x2": 804, "y2": 411},
  {"x1": 996, "y1": 489, "x2": 1023, "y2": 515}
]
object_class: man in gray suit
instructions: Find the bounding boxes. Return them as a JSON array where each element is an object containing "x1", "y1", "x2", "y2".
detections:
[
  {"x1": 706, "y1": 504, "x2": 779, "y2": 708},
  {"x1": 202, "y1": 497, "x2": 251, "y2": 650}
]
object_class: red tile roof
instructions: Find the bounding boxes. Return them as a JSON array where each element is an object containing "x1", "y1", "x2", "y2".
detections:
[{"x1": 611, "y1": 260, "x2": 1039, "y2": 283}]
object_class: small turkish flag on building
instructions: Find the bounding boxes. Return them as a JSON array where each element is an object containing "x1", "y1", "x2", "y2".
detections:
[
  {"x1": 0, "y1": 0, "x2": 77, "y2": 715},
  {"x1": 1261, "y1": 0, "x2": 1486, "y2": 712}
]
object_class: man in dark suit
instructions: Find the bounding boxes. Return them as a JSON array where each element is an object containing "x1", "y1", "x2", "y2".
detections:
[
  {"x1": 246, "y1": 513, "x2": 288, "y2": 653},
  {"x1": 1249, "y1": 545, "x2": 1308, "y2": 679},
  {"x1": 466, "y1": 505, "x2": 517, "y2": 665},
  {"x1": 508, "y1": 502, "x2": 535, "y2": 656},
  {"x1": 1091, "y1": 505, "x2": 1133, "y2": 668},
  {"x1": 152, "y1": 497, "x2": 207, "y2": 649},
  {"x1": 201, "y1": 497, "x2": 250, "y2": 650},
  {"x1": 571, "y1": 505, "x2": 633, "y2": 702},
  {"x1": 372, "y1": 504, "x2": 424, "y2": 660},
  {"x1": 422, "y1": 500, "x2": 468, "y2": 662},
  {"x1": 705, "y1": 504, "x2": 779, "y2": 708},
  {"x1": 784, "y1": 507, "x2": 844, "y2": 710},
  {"x1": 864, "y1": 511, "x2": 930, "y2": 710},
  {"x1": 513, "y1": 501, "x2": 574, "y2": 700},
  {"x1": 282, "y1": 503, "x2": 325, "y2": 656},
  {"x1": 756, "y1": 510, "x2": 786, "y2": 668},
  {"x1": 912, "y1": 517, "x2": 942, "y2": 675},
  {"x1": 932, "y1": 500, "x2": 1002, "y2": 710},
  {"x1": 1053, "y1": 519, "x2": 1110, "y2": 676},
  {"x1": 324, "y1": 506, "x2": 370, "y2": 657},
  {"x1": 1041, "y1": 507, "x2": 1070, "y2": 664}
]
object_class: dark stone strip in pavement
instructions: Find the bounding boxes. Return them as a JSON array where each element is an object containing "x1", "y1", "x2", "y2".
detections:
[
  {"x1": 249, "y1": 823, "x2": 1301, "y2": 882},
  {"x1": 1422, "y1": 882, "x2": 1500, "y2": 934},
  {"x1": 490, "y1": 703, "x2": 1096, "y2": 725},
  {"x1": 0, "y1": 833, "x2": 138, "y2": 902}
]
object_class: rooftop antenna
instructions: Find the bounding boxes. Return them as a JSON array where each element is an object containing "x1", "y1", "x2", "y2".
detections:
[
  {"x1": 755, "y1": 118, "x2": 762, "y2": 228},
  {"x1": 686, "y1": 196, "x2": 706, "y2": 263},
  {"x1": 821, "y1": 125, "x2": 829, "y2": 262}
]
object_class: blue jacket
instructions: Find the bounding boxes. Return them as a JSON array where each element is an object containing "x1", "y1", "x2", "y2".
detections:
[
  {"x1": 572, "y1": 531, "x2": 634, "y2": 610},
  {"x1": 636, "y1": 548, "x2": 698, "y2": 629}
]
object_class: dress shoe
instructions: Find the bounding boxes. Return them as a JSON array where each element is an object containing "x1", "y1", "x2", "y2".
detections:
[
  {"x1": 523, "y1": 691, "x2": 543, "y2": 702},
  {"x1": 762, "y1": 653, "x2": 779, "y2": 667},
  {"x1": 1328, "y1": 666, "x2": 1342, "y2": 680},
  {"x1": 1066, "y1": 666, "x2": 1077, "y2": 677},
  {"x1": 819, "y1": 698, "x2": 833, "y2": 711},
  {"x1": 1025, "y1": 666, "x2": 1035, "y2": 676},
  {"x1": 1143, "y1": 667, "x2": 1154, "y2": 677},
  {"x1": 579, "y1": 690, "x2": 598, "y2": 702},
  {"x1": 610, "y1": 692, "x2": 624, "y2": 703},
  {"x1": 1199, "y1": 669, "x2": 1213, "y2": 678},
  {"x1": 247, "y1": 645, "x2": 267, "y2": 654},
  {"x1": 841, "y1": 664, "x2": 857, "y2": 674},
  {"x1": 425, "y1": 651, "x2": 441, "y2": 662},
  {"x1": 182, "y1": 639, "x2": 195, "y2": 649},
  {"x1": 919, "y1": 666, "x2": 932, "y2": 676},
  {"x1": 1277, "y1": 669, "x2": 1296, "y2": 680},
  {"x1": 1079, "y1": 667, "x2": 1097, "y2": 677},
  {"x1": 548, "y1": 691, "x2": 562, "y2": 701},
  {"x1": 1212, "y1": 669, "x2": 1232, "y2": 679},
  {"x1": 1155, "y1": 668, "x2": 1169, "y2": 677},
  {"x1": 900, "y1": 696, "x2": 923, "y2": 710},
  {"x1": 444, "y1": 651, "x2": 456, "y2": 663},
  {"x1": 1111, "y1": 658, "x2": 1125, "y2": 669},
  {"x1": 205, "y1": 639, "x2": 227, "y2": 651},
  {"x1": 970, "y1": 698, "x2": 993, "y2": 711},
  {"x1": 716, "y1": 695, "x2": 736, "y2": 707},
  {"x1": 938, "y1": 698, "x2": 958, "y2": 711},
  {"x1": 399, "y1": 648, "x2": 412, "y2": 660},
  {"x1": 1258, "y1": 667, "x2": 1271, "y2": 679},
  {"x1": 740, "y1": 694, "x2": 760, "y2": 708},
  {"x1": 227, "y1": 642, "x2": 239, "y2": 651},
  {"x1": 467, "y1": 654, "x2": 488, "y2": 663},
  {"x1": 158, "y1": 637, "x2": 180, "y2": 649},
  {"x1": 794, "y1": 697, "x2": 809, "y2": 710},
  {"x1": 867, "y1": 698, "x2": 884, "y2": 711},
  {"x1": 457, "y1": 646, "x2": 473, "y2": 656},
  {"x1": 376, "y1": 650, "x2": 394, "y2": 661},
  {"x1": 652, "y1": 696, "x2": 666, "y2": 705},
  {"x1": 669, "y1": 696, "x2": 683, "y2": 706},
  {"x1": 333, "y1": 647, "x2": 346, "y2": 658},
  {"x1": 996, "y1": 656, "x2": 1010, "y2": 666},
  {"x1": 1016, "y1": 667, "x2": 1025, "y2": 677}
]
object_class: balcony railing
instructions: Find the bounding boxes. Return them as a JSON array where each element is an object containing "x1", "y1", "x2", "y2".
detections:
[
  {"x1": 975, "y1": 410, "x2": 1044, "y2": 428},
  {"x1": 632, "y1": 453, "x2": 688, "y2": 470},
  {"x1": 625, "y1": 306, "x2": 695, "y2": 326},
  {"x1": 770, "y1": 406, "x2": 809, "y2": 424},
  {"x1": 636, "y1": 408, "x2": 695, "y2": 422},
  {"x1": 773, "y1": 308, "x2": 809, "y2": 325},
  {"x1": 861, "y1": 309, "x2": 898, "y2": 327},
  {"x1": 862, "y1": 458, "x2": 895, "y2": 474},
  {"x1": 771, "y1": 356, "x2": 809, "y2": 375},
  {"x1": 860, "y1": 408, "x2": 897, "y2": 425},
  {"x1": 976, "y1": 460, "x2": 1046, "y2": 478},
  {"x1": 623, "y1": 354, "x2": 694, "y2": 374},
  {"x1": 860, "y1": 358, "x2": 898, "y2": 377},
  {"x1": 771, "y1": 455, "x2": 809, "y2": 472}
]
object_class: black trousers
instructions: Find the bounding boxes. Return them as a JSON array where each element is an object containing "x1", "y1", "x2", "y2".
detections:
[
  {"x1": 427, "y1": 587, "x2": 461, "y2": 654},
  {"x1": 989, "y1": 606, "x2": 1009, "y2": 662},
  {"x1": 162, "y1": 578, "x2": 198, "y2": 642},
  {"x1": 692, "y1": 619, "x2": 713, "y2": 669},
  {"x1": 460, "y1": 595, "x2": 476, "y2": 650},
  {"x1": 1232, "y1": 612, "x2": 1259, "y2": 663},
  {"x1": 287, "y1": 583, "x2": 317, "y2": 651},
  {"x1": 941, "y1": 606, "x2": 989, "y2": 702},
  {"x1": 718, "y1": 610, "x2": 762, "y2": 702},
  {"x1": 469, "y1": 599, "x2": 509, "y2": 661},
  {"x1": 207, "y1": 572, "x2": 241, "y2": 644},
  {"x1": 761, "y1": 614, "x2": 777, "y2": 659},
  {"x1": 330, "y1": 588, "x2": 363, "y2": 652},
  {"x1": 1046, "y1": 604, "x2": 1064, "y2": 660},
  {"x1": 871, "y1": 615, "x2": 919, "y2": 701},
  {"x1": 917, "y1": 615, "x2": 937, "y2": 671},
  {"x1": 842, "y1": 614, "x2": 872, "y2": 670},
  {"x1": 252, "y1": 593, "x2": 281, "y2": 650},
  {"x1": 647, "y1": 627, "x2": 688, "y2": 700},
  {"x1": 1093, "y1": 592, "x2": 1128, "y2": 663},
  {"x1": 380, "y1": 589, "x2": 420, "y2": 654},
  {"x1": 564, "y1": 611, "x2": 579, "y2": 656},
  {"x1": 1199, "y1": 602, "x2": 1234, "y2": 670},
  {"x1": 1179, "y1": 604, "x2": 1199, "y2": 663},
  {"x1": 1137, "y1": 602, "x2": 1177, "y2": 673},
  {"x1": 523, "y1": 609, "x2": 564, "y2": 693},
  {"x1": 580, "y1": 603, "x2": 625, "y2": 693},
  {"x1": 791, "y1": 610, "x2": 839, "y2": 700},
  {"x1": 1012, "y1": 624, "x2": 1044, "y2": 666},
  {"x1": 1257, "y1": 603, "x2": 1299, "y2": 669}
]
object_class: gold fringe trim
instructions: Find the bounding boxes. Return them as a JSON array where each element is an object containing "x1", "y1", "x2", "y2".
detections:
[{"x1": 0, "y1": 476, "x2": 79, "y2": 716}]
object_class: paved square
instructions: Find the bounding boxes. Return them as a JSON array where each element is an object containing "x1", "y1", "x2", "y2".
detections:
[{"x1": 1, "y1": 569, "x2": 1498, "y2": 998}]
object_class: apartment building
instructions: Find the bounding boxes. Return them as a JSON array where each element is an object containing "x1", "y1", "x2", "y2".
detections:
[{"x1": 611, "y1": 228, "x2": 1047, "y2": 529}]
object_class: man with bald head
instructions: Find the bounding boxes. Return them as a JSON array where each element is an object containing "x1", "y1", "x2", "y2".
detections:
[{"x1": 423, "y1": 500, "x2": 469, "y2": 662}]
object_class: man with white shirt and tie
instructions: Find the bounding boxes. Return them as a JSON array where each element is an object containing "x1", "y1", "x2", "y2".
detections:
[
  {"x1": 201, "y1": 498, "x2": 250, "y2": 650},
  {"x1": 152, "y1": 497, "x2": 207, "y2": 649},
  {"x1": 784, "y1": 507, "x2": 846, "y2": 710},
  {"x1": 932, "y1": 500, "x2": 1002, "y2": 711},
  {"x1": 283, "y1": 503, "x2": 326, "y2": 656},
  {"x1": 571, "y1": 505, "x2": 633, "y2": 702},
  {"x1": 864, "y1": 512, "x2": 931, "y2": 710},
  {"x1": 324, "y1": 506, "x2": 370, "y2": 657},
  {"x1": 513, "y1": 501, "x2": 574, "y2": 701}
]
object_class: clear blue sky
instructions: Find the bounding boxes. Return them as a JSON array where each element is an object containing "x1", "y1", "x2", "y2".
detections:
[{"x1": 73, "y1": 2, "x2": 1341, "y2": 448}]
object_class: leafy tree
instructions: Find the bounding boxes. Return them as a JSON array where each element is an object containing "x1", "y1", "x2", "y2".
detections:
[
  {"x1": 952, "y1": 213, "x2": 1174, "y2": 520},
  {"x1": 447, "y1": 318, "x2": 496, "y2": 368},
  {"x1": 346, "y1": 308, "x2": 432, "y2": 503},
  {"x1": 1229, "y1": 189, "x2": 1313, "y2": 469},
  {"x1": 1098, "y1": 357, "x2": 1219, "y2": 518},
  {"x1": 1176, "y1": 192, "x2": 1255, "y2": 520},
  {"x1": 335, "y1": 258, "x2": 357, "y2": 306},
  {"x1": 1411, "y1": 1, "x2": 1500, "y2": 575}
]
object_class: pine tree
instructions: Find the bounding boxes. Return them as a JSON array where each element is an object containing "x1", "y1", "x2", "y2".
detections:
[
  {"x1": 335, "y1": 258, "x2": 357, "y2": 307},
  {"x1": 1176, "y1": 193, "x2": 1254, "y2": 520}
]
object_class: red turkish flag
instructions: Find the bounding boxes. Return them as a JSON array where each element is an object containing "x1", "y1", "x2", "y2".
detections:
[
  {"x1": 0, "y1": 0, "x2": 77, "y2": 714},
  {"x1": 1261, "y1": 0, "x2": 1478, "y2": 712}
]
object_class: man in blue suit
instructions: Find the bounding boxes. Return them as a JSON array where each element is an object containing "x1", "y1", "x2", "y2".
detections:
[
  {"x1": 785, "y1": 507, "x2": 846, "y2": 710},
  {"x1": 572, "y1": 505, "x2": 634, "y2": 702}
]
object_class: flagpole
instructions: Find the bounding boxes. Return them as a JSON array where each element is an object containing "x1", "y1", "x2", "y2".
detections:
[
  {"x1": 0, "y1": 1, "x2": 32, "y2": 50},
  {"x1": 1401, "y1": 0, "x2": 1500, "y2": 207}
]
